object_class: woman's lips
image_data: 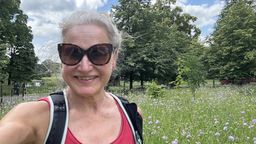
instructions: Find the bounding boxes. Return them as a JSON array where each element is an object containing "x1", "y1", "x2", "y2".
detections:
[{"x1": 74, "y1": 76, "x2": 98, "y2": 84}]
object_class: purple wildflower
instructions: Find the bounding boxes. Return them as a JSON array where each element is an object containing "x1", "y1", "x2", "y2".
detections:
[
  {"x1": 252, "y1": 119, "x2": 256, "y2": 124},
  {"x1": 172, "y1": 139, "x2": 178, "y2": 144}
]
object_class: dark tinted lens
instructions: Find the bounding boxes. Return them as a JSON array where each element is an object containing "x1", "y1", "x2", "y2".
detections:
[
  {"x1": 88, "y1": 44, "x2": 112, "y2": 65},
  {"x1": 58, "y1": 44, "x2": 83, "y2": 65},
  {"x1": 58, "y1": 43, "x2": 113, "y2": 66}
]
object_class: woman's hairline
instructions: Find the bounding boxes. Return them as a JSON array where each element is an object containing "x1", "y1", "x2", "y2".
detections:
[{"x1": 59, "y1": 13, "x2": 121, "y2": 49}]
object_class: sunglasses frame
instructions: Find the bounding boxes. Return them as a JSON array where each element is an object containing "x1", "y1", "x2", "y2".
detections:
[{"x1": 58, "y1": 43, "x2": 114, "y2": 66}]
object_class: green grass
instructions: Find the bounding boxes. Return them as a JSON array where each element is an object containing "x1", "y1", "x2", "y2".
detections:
[
  {"x1": 125, "y1": 85, "x2": 256, "y2": 143},
  {"x1": 1, "y1": 81, "x2": 256, "y2": 143},
  {"x1": 0, "y1": 76, "x2": 64, "y2": 96},
  {"x1": 26, "y1": 76, "x2": 64, "y2": 94}
]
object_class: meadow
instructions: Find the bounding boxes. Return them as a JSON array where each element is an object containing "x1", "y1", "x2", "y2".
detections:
[
  {"x1": 124, "y1": 84, "x2": 256, "y2": 144},
  {"x1": 1, "y1": 80, "x2": 256, "y2": 144}
]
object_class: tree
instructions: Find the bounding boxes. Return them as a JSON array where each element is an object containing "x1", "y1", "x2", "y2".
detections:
[
  {"x1": 0, "y1": 44, "x2": 9, "y2": 82},
  {"x1": 177, "y1": 40, "x2": 206, "y2": 99},
  {"x1": 0, "y1": 0, "x2": 19, "y2": 69},
  {"x1": 0, "y1": 0, "x2": 20, "y2": 97},
  {"x1": 112, "y1": 0, "x2": 153, "y2": 89},
  {"x1": 0, "y1": 0, "x2": 37, "y2": 96},
  {"x1": 34, "y1": 59, "x2": 61, "y2": 79},
  {"x1": 0, "y1": 44, "x2": 9, "y2": 102},
  {"x1": 112, "y1": 0, "x2": 200, "y2": 89},
  {"x1": 208, "y1": 0, "x2": 256, "y2": 82}
]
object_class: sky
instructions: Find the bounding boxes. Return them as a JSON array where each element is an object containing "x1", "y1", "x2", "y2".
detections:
[{"x1": 20, "y1": 0, "x2": 225, "y2": 63}]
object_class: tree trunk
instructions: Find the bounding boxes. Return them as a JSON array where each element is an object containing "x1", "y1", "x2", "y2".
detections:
[
  {"x1": 0, "y1": 82, "x2": 3, "y2": 104},
  {"x1": 129, "y1": 72, "x2": 133, "y2": 90},
  {"x1": 123, "y1": 78, "x2": 126, "y2": 91},
  {"x1": 140, "y1": 73, "x2": 144, "y2": 88},
  {"x1": 212, "y1": 79, "x2": 215, "y2": 88},
  {"x1": 8, "y1": 75, "x2": 11, "y2": 85},
  {"x1": 22, "y1": 82, "x2": 26, "y2": 99}
]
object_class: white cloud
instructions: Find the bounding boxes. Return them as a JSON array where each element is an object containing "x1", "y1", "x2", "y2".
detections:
[
  {"x1": 179, "y1": 1, "x2": 225, "y2": 28},
  {"x1": 75, "y1": 0, "x2": 85, "y2": 7},
  {"x1": 34, "y1": 41, "x2": 60, "y2": 63},
  {"x1": 20, "y1": 0, "x2": 108, "y2": 62},
  {"x1": 176, "y1": 0, "x2": 225, "y2": 39},
  {"x1": 79, "y1": 0, "x2": 107, "y2": 10},
  {"x1": 150, "y1": 0, "x2": 224, "y2": 40}
]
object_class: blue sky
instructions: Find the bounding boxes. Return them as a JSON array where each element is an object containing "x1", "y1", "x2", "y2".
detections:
[
  {"x1": 20, "y1": 0, "x2": 225, "y2": 62},
  {"x1": 98, "y1": 0, "x2": 117, "y2": 11},
  {"x1": 187, "y1": 0, "x2": 216, "y2": 5}
]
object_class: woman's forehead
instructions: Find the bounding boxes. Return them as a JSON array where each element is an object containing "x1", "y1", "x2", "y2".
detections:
[{"x1": 63, "y1": 24, "x2": 110, "y2": 48}]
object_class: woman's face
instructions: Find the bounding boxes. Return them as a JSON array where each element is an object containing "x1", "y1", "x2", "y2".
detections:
[{"x1": 61, "y1": 24, "x2": 117, "y2": 97}]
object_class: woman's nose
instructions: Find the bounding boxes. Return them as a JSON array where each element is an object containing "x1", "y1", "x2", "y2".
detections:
[{"x1": 77, "y1": 55, "x2": 93, "y2": 71}]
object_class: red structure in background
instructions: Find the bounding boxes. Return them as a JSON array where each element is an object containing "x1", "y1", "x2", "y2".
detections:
[{"x1": 220, "y1": 78, "x2": 256, "y2": 85}]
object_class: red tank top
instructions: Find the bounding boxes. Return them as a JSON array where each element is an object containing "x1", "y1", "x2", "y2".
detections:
[{"x1": 40, "y1": 97, "x2": 135, "y2": 144}]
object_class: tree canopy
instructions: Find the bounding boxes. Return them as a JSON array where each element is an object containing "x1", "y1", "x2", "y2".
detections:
[
  {"x1": 207, "y1": 0, "x2": 256, "y2": 81},
  {"x1": 0, "y1": 0, "x2": 37, "y2": 85},
  {"x1": 112, "y1": 0, "x2": 201, "y2": 88}
]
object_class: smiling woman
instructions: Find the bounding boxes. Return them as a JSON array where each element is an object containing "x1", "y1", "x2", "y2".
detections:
[{"x1": 0, "y1": 11, "x2": 143, "y2": 144}]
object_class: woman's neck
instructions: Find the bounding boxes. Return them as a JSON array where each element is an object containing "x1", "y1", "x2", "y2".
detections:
[{"x1": 65, "y1": 87, "x2": 113, "y2": 113}]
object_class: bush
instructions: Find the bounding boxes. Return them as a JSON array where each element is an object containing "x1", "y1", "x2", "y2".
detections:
[
  {"x1": 1, "y1": 83, "x2": 11, "y2": 96},
  {"x1": 146, "y1": 81, "x2": 165, "y2": 98}
]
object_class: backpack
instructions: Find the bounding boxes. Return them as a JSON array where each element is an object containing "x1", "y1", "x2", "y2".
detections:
[{"x1": 44, "y1": 91, "x2": 143, "y2": 144}]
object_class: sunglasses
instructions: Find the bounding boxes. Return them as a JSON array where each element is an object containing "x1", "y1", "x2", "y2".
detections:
[{"x1": 58, "y1": 43, "x2": 113, "y2": 66}]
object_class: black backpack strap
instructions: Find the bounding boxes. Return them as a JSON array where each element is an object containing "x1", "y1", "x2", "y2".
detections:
[
  {"x1": 112, "y1": 95, "x2": 143, "y2": 144},
  {"x1": 124, "y1": 102, "x2": 143, "y2": 143},
  {"x1": 44, "y1": 91, "x2": 68, "y2": 144}
]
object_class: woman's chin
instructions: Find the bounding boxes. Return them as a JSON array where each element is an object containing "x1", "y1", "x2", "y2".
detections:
[{"x1": 70, "y1": 87, "x2": 102, "y2": 97}]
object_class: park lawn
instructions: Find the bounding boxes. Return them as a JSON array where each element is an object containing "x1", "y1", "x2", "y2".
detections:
[
  {"x1": 26, "y1": 76, "x2": 64, "y2": 94},
  {"x1": 1, "y1": 84, "x2": 256, "y2": 143},
  {"x1": 126, "y1": 85, "x2": 256, "y2": 144}
]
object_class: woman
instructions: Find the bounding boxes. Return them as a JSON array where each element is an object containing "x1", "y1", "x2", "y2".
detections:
[{"x1": 0, "y1": 11, "x2": 142, "y2": 144}]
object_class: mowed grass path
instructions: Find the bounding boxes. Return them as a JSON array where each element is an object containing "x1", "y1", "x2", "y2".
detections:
[{"x1": 127, "y1": 85, "x2": 256, "y2": 144}]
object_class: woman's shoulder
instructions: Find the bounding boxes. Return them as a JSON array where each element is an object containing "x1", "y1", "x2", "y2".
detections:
[
  {"x1": 0, "y1": 100, "x2": 50, "y2": 143},
  {"x1": 2, "y1": 100, "x2": 49, "y2": 122}
]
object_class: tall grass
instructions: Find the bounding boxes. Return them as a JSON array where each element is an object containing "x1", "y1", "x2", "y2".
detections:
[
  {"x1": 125, "y1": 85, "x2": 256, "y2": 143},
  {"x1": 1, "y1": 80, "x2": 256, "y2": 143},
  {"x1": 26, "y1": 76, "x2": 64, "y2": 94},
  {"x1": 0, "y1": 76, "x2": 64, "y2": 96}
]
